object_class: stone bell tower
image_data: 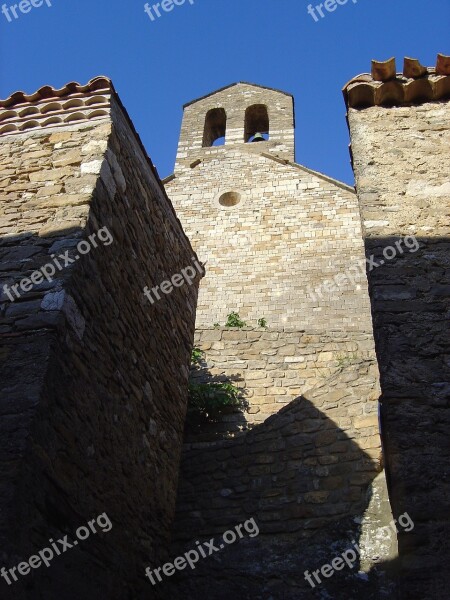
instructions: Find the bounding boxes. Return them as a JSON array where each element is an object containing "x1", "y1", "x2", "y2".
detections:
[
  {"x1": 165, "y1": 82, "x2": 373, "y2": 332},
  {"x1": 174, "y1": 82, "x2": 295, "y2": 172}
]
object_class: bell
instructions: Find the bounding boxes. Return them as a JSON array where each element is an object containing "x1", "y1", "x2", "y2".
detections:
[{"x1": 251, "y1": 132, "x2": 266, "y2": 143}]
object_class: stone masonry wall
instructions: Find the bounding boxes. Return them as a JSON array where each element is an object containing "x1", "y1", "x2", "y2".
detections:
[
  {"x1": 164, "y1": 83, "x2": 390, "y2": 599},
  {"x1": 0, "y1": 89, "x2": 199, "y2": 599},
  {"x1": 188, "y1": 327, "x2": 380, "y2": 440},
  {"x1": 164, "y1": 328, "x2": 391, "y2": 598},
  {"x1": 347, "y1": 98, "x2": 450, "y2": 599},
  {"x1": 166, "y1": 149, "x2": 373, "y2": 331},
  {"x1": 175, "y1": 83, "x2": 296, "y2": 168},
  {"x1": 168, "y1": 345, "x2": 388, "y2": 599},
  {"x1": 0, "y1": 119, "x2": 102, "y2": 580}
]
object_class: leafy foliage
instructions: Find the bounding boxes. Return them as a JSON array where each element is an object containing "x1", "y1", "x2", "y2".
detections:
[
  {"x1": 188, "y1": 381, "x2": 243, "y2": 419},
  {"x1": 257, "y1": 317, "x2": 267, "y2": 328},
  {"x1": 191, "y1": 347, "x2": 204, "y2": 365},
  {"x1": 188, "y1": 346, "x2": 245, "y2": 419},
  {"x1": 225, "y1": 311, "x2": 247, "y2": 328}
]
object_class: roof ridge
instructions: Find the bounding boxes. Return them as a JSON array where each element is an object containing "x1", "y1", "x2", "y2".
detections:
[{"x1": 183, "y1": 82, "x2": 293, "y2": 108}]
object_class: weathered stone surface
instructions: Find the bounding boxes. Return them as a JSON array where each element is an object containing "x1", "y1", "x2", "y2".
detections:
[
  {"x1": 0, "y1": 93, "x2": 199, "y2": 599},
  {"x1": 166, "y1": 83, "x2": 373, "y2": 332},
  {"x1": 168, "y1": 360, "x2": 387, "y2": 599},
  {"x1": 189, "y1": 327, "x2": 379, "y2": 433},
  {"x1": 347, "y1": 97, "x2": 450, "y2": 600},
  {"x1": 3, "y1": 71, "x2": 445, "y2": 600}
]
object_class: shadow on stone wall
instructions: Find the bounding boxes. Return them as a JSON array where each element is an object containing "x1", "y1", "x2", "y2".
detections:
[
  {"x1": 0, "y1": 229, "x2": 77, "y2": 577},
  {"x1": 186, "y1": 352, "x2": 250, "y2": 442},
  {"x1": 165, "y1": 362, "x2": 398, "y2": 599},
  {"x1": 0, "y1": 215, "x2": 199, "y2": 599},
  {"x1": 362, "y1": 235, "x2": 450, "y2": 600}
]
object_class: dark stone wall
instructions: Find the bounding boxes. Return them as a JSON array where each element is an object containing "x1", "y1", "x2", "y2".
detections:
[
  {"x1": 166, "y1": 358, "x2": 393, "y2": 599},
  {"x1": 0, "y1": 99, "x2": 200, "y2": 599},
  {"x1": 348, "y1": 102, "x2": 450, "y2": 599}
]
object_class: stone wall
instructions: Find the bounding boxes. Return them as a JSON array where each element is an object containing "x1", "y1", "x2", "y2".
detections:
[
  {"x1": 0, "y1": 83, "x2": 199, "y2": 599},
  {"x1": 346, "y1": 70, "x2": 450, "y2": 599},
  {"x1": 188, "y1": 327, "x2": 379, "y2": 438},
  {"x1": 175, "y1": 83, "x2": 296, "y2": 168},
  {"x1": 162, "y1": 327, "x2": 391, "y2": 598},
  {"x1": 163, "y1": 81, "x2": 391, "y2": 599},
  {"x1": 166, "y1": 132, "x2": 373, "y2": 331}
]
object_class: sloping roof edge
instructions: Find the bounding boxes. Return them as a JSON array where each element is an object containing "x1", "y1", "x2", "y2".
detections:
[
  {"x1": 183, "y1": 82, "x2": 294, "y2": 108},
  {"x1": 163, "y1": 151, "x2": 355, "y2": 194},
  {"x1": 287, "y1": 160, "x2": 355, "y2": 193}
]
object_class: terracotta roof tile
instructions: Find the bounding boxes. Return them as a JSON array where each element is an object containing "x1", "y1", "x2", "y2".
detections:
[
  {"x1": 343, "y1": 54, "x2": 450, "y2": 108},
  {"x1": 0, "y1": 76, "x2": 113, "y2": 108},
  {"x1": 0, "y1": 77, "x2": 114, "y2": 136}
]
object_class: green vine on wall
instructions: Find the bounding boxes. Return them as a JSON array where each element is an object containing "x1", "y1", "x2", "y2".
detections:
[{"x1": 187, "y1": 348, "x2": 245, "y2": 419}]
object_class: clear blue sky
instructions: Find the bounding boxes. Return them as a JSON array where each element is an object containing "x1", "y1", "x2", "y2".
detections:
[{"x1": 1, "y1": 0, "x2": 449, "y2": 184}]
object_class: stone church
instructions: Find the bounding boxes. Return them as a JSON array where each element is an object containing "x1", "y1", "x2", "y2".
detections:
[
  {"x1": 165, "y1": 82, "x2": 372, "y2": 331},
  {"x1": 0, "y1": 54, "x2": 448, "y2": 599}
]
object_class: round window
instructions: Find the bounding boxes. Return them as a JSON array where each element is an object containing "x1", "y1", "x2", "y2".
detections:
[{"x1": 218, "y1": 191, "x2": 241, "y2": 207}]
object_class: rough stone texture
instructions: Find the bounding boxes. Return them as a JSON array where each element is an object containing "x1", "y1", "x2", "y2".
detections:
[
  {"x1": 175, "y1": 83, "x2": 296, "y2": 168},
  {"x1": 169, "y1": 328, "x2": 389, "y2": 598},
  {"x1": 166, "y1": 360, "x2": 392, "y2": 599},
  {"x1": 162, "y1": 83, "x2": 392, "y2": 599},
  {"x1": 347, "y1": 99, "x2": 450, "y2": 599},
  {"x1": 0, "y1": 91, "x2": 199, "y2": 599},
  {"x1": 166, "y1": 83, "x2": 374, "y2": 331},
  {"x1": 359, "y1": 471, "x2": 398, "y2": 573},
  {"x1": 189, "y1": 327, "x2": 379, "y2": 438}
]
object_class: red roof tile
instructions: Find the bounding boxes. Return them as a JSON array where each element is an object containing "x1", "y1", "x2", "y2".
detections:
[{"x1": 343, "y1": 54, "x2": 450, "y2": 108}]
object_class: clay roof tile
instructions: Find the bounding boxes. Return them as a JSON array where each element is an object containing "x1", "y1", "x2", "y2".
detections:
[
  {"x1": 0, "y1": 76, "x2": 113, "y2": 108},
  {"x1": 343, "y1": 54, "x2": 450, "y2": 109}
]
